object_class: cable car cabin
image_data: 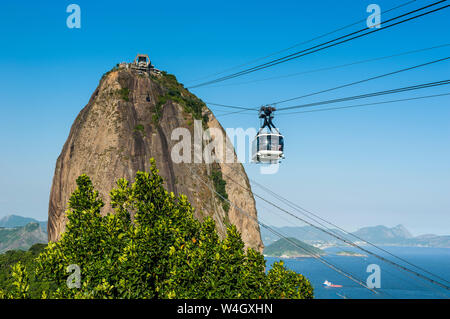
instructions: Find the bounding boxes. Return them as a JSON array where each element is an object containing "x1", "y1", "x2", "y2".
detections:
[
  {"x1": 252, "y1": 105, "x2": 285, "y2": 163},
  {"x1": 252, "y1": 132, "x2": 284, "y2": 163}
]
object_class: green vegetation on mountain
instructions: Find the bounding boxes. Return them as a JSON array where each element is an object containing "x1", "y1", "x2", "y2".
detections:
[
  {"x1": 264, "y1": 237, "x2": 325, "y2": 258},
  {"x1": 117, "y1": 87, "x2": 130, "y2": 101},
  {"x1": 151, "y1": 72, "x2": 209, "y2": 126},
  {"x1": 0, "y1": 159, "x2": 313, "y2": 299},
  {"x1": 210, "y1": 166, "x2": 230, "y2": 212}
]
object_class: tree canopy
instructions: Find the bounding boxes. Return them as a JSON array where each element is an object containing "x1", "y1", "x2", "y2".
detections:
[{"x1": 1, "y1": 159, "x2": 313, "y2": 299}]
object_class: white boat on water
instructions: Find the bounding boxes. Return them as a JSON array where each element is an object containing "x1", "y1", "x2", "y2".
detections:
[{"x1": 323, "y1": 280, "x2": 343, "y2": 288}]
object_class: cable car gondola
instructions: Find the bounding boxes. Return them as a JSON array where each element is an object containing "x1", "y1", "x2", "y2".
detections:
[{"x1": 252, "y1": 106, "x2": 284, "y2": 164}]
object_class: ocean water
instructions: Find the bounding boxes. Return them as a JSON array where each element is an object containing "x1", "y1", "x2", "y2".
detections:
[{"x1": 265, "y1": 246, "x2": 450, "y2": 299}]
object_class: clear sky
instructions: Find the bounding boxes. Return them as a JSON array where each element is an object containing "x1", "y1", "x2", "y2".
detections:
[{"x1": 0, "y1": 0, "x2": 449, "y2": 235}]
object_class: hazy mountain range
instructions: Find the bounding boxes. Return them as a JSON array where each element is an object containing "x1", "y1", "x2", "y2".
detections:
[
  {"x1": 0, "y1": 215, "x2": 47, "y2": 253},
  {"x1": 0, "y1": 215, "x2": 47, "y2": 231},
  {"x1": 261, "y1": 224, "x2": 450, "y2": 248}
]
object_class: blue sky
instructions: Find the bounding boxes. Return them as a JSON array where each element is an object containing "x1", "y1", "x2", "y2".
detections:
[{"x1": 0, "y1": 0, "x2": 449, "y2": 235}]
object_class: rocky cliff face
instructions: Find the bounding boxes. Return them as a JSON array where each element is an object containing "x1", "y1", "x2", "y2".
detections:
[{"x1": 48, "y1": 66, "x2": 263, "y2": 252}]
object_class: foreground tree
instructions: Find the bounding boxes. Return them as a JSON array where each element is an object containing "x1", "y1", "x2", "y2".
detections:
[{"x1": 4, "y1": 159, "x2": 313, "y2": 299}]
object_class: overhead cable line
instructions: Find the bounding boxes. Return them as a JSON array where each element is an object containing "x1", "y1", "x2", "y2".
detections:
[
  {"x1": 188, "y1": 1, "x2": 449, "y2": 88},
  {"x1": 212, "y1": 93, "x2": 450, "y2": 118},
  {"x1": 186, "y1": 0, "x2": 418, "y2": 84},
  {"x1": 276, "y1": 92, "x2": 450, "y2": 115},
  {"x1": 202, "y1": 43, "x2": 450, "y2": 88},
  {"x1": 270, "y1": 56, "x2": 450, "y2": 105},
  {"x1": 276, "y1": 79, "x2": 450, "y2": 111},
  {"x1": 206, "y1": 54, "x2": 450, "y2": 115},
  {"x1": 190, "y1": 1, "x2": 447, "y2": 88},
  {"x1": 204, "y1": 102, "x2": 255, "y2": 111},
  {"x1": 219, "y1": 170, "x2": 450, "y2": 292},
  {"x1": 210, "y1": 80, "x2": 450, "y2": 116}
]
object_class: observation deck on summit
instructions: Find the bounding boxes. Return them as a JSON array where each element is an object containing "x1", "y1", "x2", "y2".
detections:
[{"x1": 121, "y1": 54, "x2": 162, "y2": 75}]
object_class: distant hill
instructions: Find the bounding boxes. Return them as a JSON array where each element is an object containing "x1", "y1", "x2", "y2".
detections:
[
  {"x1": 264, "y1": 237, "x2": 325, "y2": 258},
  {"x1": 0, "y1": 222, "x2": 48, "y2": 253},
  {"x1": 261, "y1": 224, "x2": 450, "y2": 248},
  {"x1": 260, "y1": 226, "x2": 346, "y2": 246},
  {"x1": 0, "y1": 214, "x2": 47, "y2": 232},
  {"x1": 352, "y1": 224, "x2": 412, "y2": 244},
  {"x1": 409, "y1": 234, "x2": 450, "y2": 247},
  {"x1": 351, "y1": 225, "x2": 450, "y2": 247}
]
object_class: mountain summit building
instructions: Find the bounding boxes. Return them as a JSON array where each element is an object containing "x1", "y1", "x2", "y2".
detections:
[{"x1": 119, "y1": 53, "x2": 162, "y2": 75}]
